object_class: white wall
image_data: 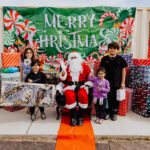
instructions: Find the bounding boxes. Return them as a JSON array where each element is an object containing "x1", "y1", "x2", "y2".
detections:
[
  {"x1": 0, "y1": 0, "x2": 127, "y2": 7},
  {"x1": 131, "y1": 8, "x2": 150, "y2": 58}
]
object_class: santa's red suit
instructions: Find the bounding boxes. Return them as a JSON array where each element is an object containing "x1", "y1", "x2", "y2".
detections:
[{"x1": 59, "y1": 53, "x2": 90, "y2": 110}]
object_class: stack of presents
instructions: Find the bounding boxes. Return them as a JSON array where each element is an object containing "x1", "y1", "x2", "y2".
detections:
[
  {"x1": 128, "y1": 59, "x2": 150, "y2": 117},
  {"x1": 1, "y1": 53, "x2": 21, "y2": 82},
  {"x1": 0, "y1": 52, "x2": 23, "y2": 111},
  {"x1": 114, "y1": 55, "x2": 150, "y2": 117},
  {"x1": 92, "y1": 54, "x2": 150, "y2": 118}
]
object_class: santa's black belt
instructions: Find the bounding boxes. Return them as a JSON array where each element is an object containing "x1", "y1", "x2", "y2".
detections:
[{"x1": 63, "y1": 81, "x2": 85, "y2": 86}]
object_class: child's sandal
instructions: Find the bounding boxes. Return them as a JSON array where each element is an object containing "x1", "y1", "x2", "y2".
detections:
[
  {"x1": 95, "y1": 118, "x2": 99, "y2": 124},
  {"x1": 98, "y1": 119, "x2": 103, "y2": 124}
]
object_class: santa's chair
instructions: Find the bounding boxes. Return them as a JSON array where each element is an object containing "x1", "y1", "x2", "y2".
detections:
[{"x1": 55, "y1": 81, "x2": 93, "y2": 120}]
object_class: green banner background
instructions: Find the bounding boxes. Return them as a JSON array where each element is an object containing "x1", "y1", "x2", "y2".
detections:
[{"x1": 3, "y1": 7, "x2": 136, "y2": 57}]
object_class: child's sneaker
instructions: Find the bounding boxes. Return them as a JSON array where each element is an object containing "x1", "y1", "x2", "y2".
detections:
[
  {"x1": 31, "y1": 114, "x2": 36, "y2": 121},
  {"x1": 111, "y1": 114, "x2": 117, "y2": 121},
  {"x1": 104, "y1": 114, "x2": 110, "y2": 120},
  {"x1": 99, "y1": 119, "x2": 103, "y2": 124},
  {"x1": 95, "y1": 118, "x2": 99, "y2": 124},
  {"x1": 41, "y1": 112, "x2": 46, "y2": 120}
]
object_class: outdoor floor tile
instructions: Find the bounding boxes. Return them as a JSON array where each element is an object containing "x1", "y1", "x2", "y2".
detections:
[{"x1": 0, "y1": 108, "x2": 32, "y2": 135}]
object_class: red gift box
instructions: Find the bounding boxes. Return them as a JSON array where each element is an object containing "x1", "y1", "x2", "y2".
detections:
[
  {"x1": 133, "y1": 59, "x2": 150, "y2": 66},
  {"x1": 91, "y1": 103, "x2": 96, "y2": 115},
  {"x1": 4, "y1": 106, "x2": 25, "y2": 112},
  {"x1": 118, "y1": 91, "x2": 129, "y2": 116},
  {"x1": 126, "y1": 88, "x2": 133, "y2": 111},
  {"x1": 1, "y1": 53, "x2": 21, "y2": 67}
]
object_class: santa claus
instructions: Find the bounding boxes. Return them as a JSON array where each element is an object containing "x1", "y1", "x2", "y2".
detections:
[{"x1": 57, "y1": 52, "x2": 92, "y2": 126}]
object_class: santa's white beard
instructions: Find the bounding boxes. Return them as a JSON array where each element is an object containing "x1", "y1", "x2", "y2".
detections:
[{"x1": 69, "y1": 59, "x2": 83, "y2": 82}]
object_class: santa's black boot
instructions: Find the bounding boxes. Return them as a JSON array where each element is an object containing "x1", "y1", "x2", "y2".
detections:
[
  {"x1": 70, "y1": 108, "x2": 77, "y2": 126},
  {"x1": 77, "y1": 107, "x2": 84, "y2": 126}
]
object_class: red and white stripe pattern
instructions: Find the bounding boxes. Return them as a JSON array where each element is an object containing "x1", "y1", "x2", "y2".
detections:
[
  {"x1": 2, "y1": 53, "x2": 21, "y2": 67},
  {"x1": 133, "y1": 59, "x2": 150, "y2": 66},
  {"x1": 99, "y1": 44, "x2": 108, "y2": 55},
  {"x1": 99, "y1": 12, "x2": 116, "y2": 26},
  {"x1": 117, "y1": 34, "x2": 126, "y2": 46},
  {"x1": 4, "y1": 10, "x2": 25, "y2": 35},
  {"x1": 47, "y1": 55, "x2": 56, "y2": 67},
  {"x1": 120, "y1": 17, "x2": 135, "y2": 38},
  {"x1": 38, "y1": 53, "x2": 47, "y2": 62},
  {"x1": 84, "y1": 56, "x2": 96, "y2": 65},
  {"x1": 21, "y1": 20, "x2": 36, "y2": 40}
]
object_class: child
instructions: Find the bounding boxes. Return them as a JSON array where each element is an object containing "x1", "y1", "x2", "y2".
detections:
[
  {"x1": 89, "y1": 67, "x2": 110, "y2": 124},
  {"x1": 25, "y1": 60, "x2": 47, "y2": 121},
  {"x1": 22, "y1": 48, "x2": 35, "y2": 81},
  {"x1": 100, "y1": 42, "x2": 128, "y2": 121},
  {"x1": 22, "y1": 48, "x2": 35, "y2": 114}
]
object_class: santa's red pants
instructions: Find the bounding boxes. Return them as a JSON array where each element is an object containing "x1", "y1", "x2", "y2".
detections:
[{"x1": 64, "y1": 88, "x2": 88, "y2": 109}]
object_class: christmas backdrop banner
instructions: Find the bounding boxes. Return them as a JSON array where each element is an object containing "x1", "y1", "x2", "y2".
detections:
[
  {"x1": 3, "y1": 6, "x2": 136, "y2": 70},
  {"x1": 0, "y1": 81, "x2": 55, "y2": 107}
]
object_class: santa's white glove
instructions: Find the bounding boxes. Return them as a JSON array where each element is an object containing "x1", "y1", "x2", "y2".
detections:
[
  {"x1": 84, "y1": 81, "x2": 93, "y2": 88},
  {"x1": 56, "y1": 82, "x2": 64, "y2": 95},
  {"x1": 60, "y1": 60, "x2": 67, "y2": 71},
  {"x1": 59, "y1": 61, "x2": 67, "y2": 81}
]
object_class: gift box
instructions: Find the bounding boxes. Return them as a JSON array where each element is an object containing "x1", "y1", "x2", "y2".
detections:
[
  {"x1": 126, "y1": 88, "x2": 133, "y2": 111},
  {"x1": 133, "y1": 59, "x2": 150, "y2": 66},
  {"x1": 4, "y1": 106, "x2": 25, "y2": 112},
  {"x1": 117, "y1": 89, "x2": 126, "y2": 101},
  {"x1": 120, "y1": 54, "x2": 133, "y2": 66},
  {"x1": 1, "y1": 53, "x2": 21, "y2": 67},
  {"x1": 127, "y1": 66, "x2": 150, "y2": 87},
  {"x1": 132, "y1": 82, "x2": 150, "y2": 117},
  {"x1": 118, "y1": 91, "x2": 129, "y2": 116},
  {"x1": 1, "y1": 72, "x2": 21, "y2": 82}
]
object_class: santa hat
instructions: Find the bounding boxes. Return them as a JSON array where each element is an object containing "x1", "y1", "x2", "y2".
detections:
[{"x1": 68, "y1": 51, "x2": 83, "y2": 63}]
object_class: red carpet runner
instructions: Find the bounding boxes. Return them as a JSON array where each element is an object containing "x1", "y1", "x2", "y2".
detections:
[{"x1": 55, "y1": 116, "x2": 96, "y2": 150}]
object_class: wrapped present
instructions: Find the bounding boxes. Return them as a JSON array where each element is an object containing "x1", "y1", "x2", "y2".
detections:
[
  {"x1": 127, "y1": 66, "x2": 150, "y2": 87},
  {"x1": 118, "y1": 91, "x2": 128, "y2": 116},
  {"x1": 133, "y1": 59, "x2": 150, "y2": 66},
  {"x1": 126, "y1": 88, "x2": 133, "y2": 111},
  {"x1": 4, "y1": 106, "x2": 25, "y2": 112},
  {"x1": 1, "y1": 53, "x2": 21, "y2": 67},
  {"x1": 1, "y1": 72, "x2": 21, "y2": 82},
  {"x1": 120, "y1": 54, "x2": 133, "y2": 66},
  {"x1": 132, "y1": 82, "x2": 150, "y2": 117},
  {"x1": 117, "y1": 89, "x2": 126, "y2": 101}
]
